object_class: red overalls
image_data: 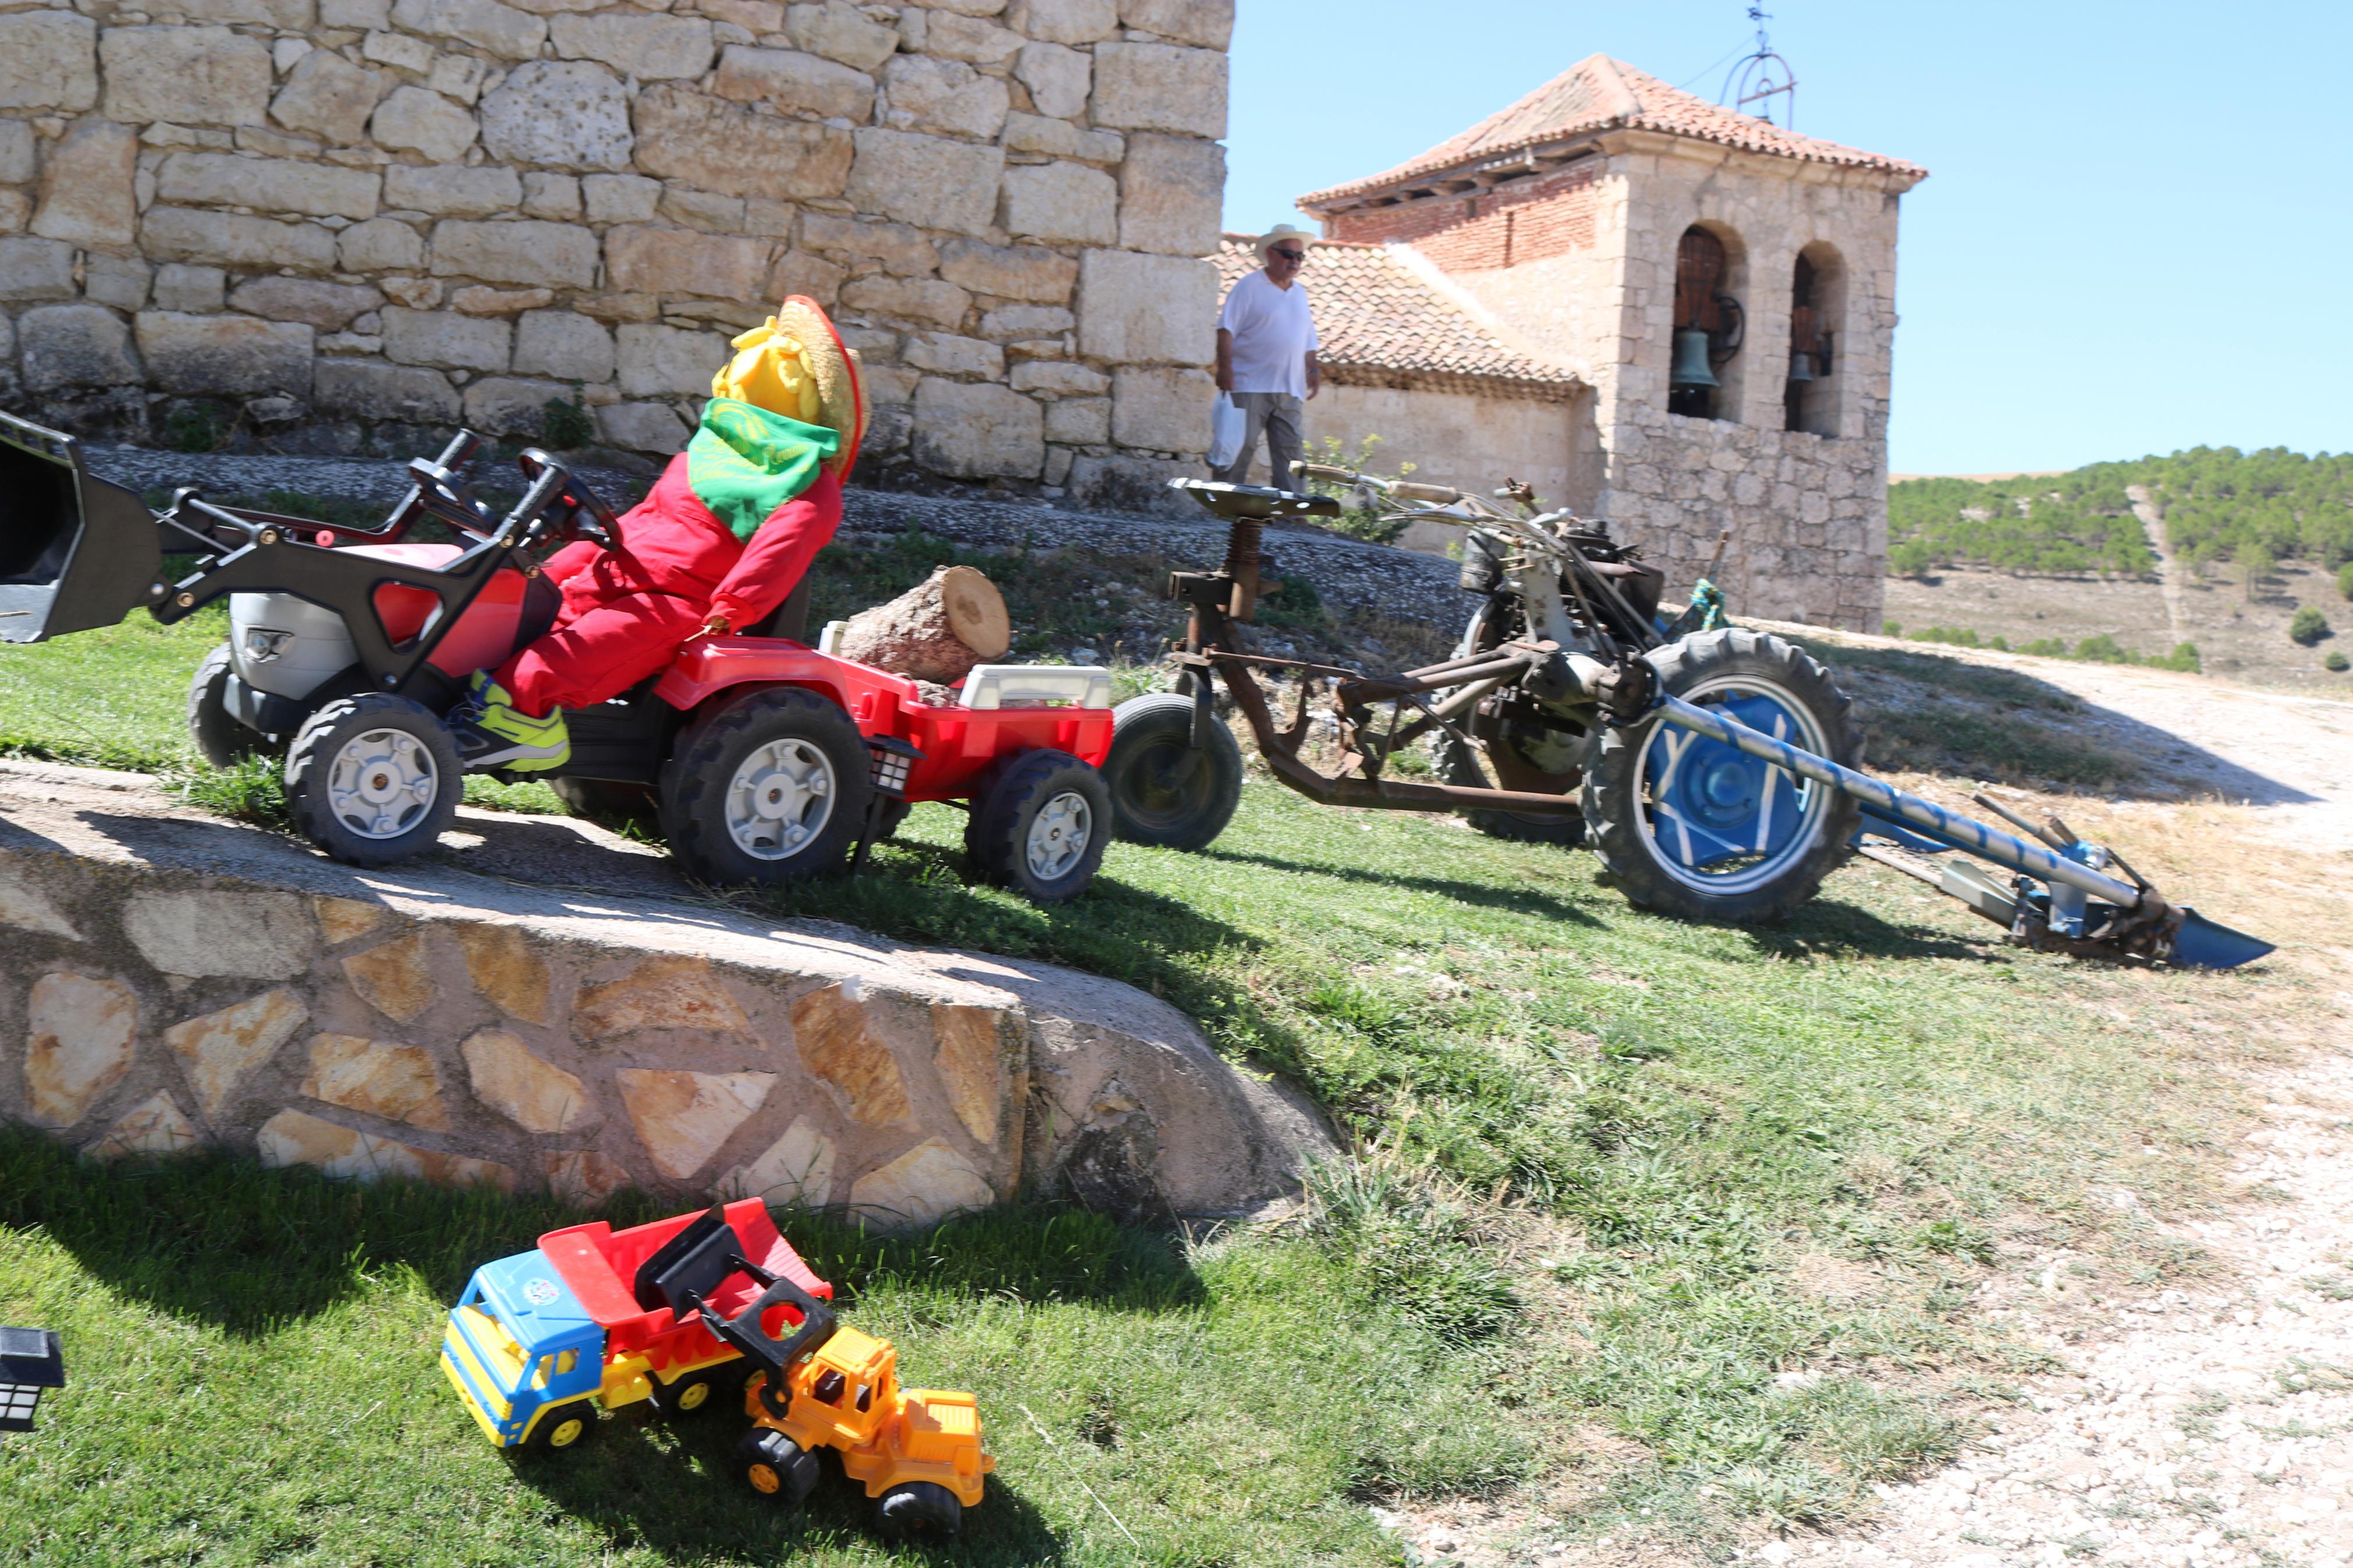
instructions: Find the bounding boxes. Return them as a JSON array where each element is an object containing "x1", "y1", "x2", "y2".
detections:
[{"x1": 495, "y1": 459, "x2": 843, "y2": 718}]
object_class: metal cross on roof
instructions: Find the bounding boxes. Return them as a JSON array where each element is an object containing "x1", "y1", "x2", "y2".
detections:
[{"x1": 1722, "y1": 4, "x2": 1798, "y2": 127}]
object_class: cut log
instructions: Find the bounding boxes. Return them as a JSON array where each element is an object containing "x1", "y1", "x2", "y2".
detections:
[{"x1": 836, "y1": 564, "x2": 1011, "y2": 685}]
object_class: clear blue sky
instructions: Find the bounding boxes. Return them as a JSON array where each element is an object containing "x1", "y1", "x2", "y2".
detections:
[{"x1": 1223, "y1": 1, "x2": 2353, "y2": 475}]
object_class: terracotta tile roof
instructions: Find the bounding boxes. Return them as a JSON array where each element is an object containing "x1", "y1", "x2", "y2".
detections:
[
  {"x1": 1215, "y1": 236, "x2": 1580, "y2": 400},
  {"x1": 1299, "y1": 54, "x2": 1924, "y2": 207}
]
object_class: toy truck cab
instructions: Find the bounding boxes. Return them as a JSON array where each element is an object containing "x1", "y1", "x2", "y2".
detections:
[{"x1": 441, "y1": 1251, "x2": 605, "y2": 1450}]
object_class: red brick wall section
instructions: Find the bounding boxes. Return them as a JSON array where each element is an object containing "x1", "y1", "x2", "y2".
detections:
[{"x1": 1325, "y1": 162, "x2": 1600, "y2": 273}]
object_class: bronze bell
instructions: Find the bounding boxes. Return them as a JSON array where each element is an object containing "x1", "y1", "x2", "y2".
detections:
[
  {"x1": 1670, "y1": 327, "x2": 1719, "y2": 390},
  {"x1": 1785, "y1": 347, "x2": 1816, "y2": 384}
]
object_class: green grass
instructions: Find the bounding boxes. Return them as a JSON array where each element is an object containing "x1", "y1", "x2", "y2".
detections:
[{"x1": 0, "y1": 500, "x2": 2272, "y2": 1560}]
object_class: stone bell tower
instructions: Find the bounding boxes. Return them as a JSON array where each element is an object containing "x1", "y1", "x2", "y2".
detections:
[{"x1": 1298, "y1": 55, "x2": 1926, "y2": 631}]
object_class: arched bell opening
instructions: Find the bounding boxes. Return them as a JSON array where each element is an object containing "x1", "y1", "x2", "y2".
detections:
[
  {"x1": 1667, "y1": 223, "x2": 1748, "y2": 423},
  {"x1": 1783, "y1": 241, "x2": 1846, "y2": 437}
]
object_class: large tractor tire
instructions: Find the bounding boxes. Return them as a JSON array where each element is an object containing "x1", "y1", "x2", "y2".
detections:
[
  {"x1": 1581, "y1": 627, "x2": 1861, "y2": 924},
  {"x1": 284, "y1": 694, "x2": 464, "y2": 868},
  {"x1": 1101, "y1": 691, "x2": 1243, "y2": 851},
  {"x1": 187, "y1": 642, "x2": 268, "y2": 768},
  {"x1": 659, "y1": 686, "x2": 871, "y2": 887}
]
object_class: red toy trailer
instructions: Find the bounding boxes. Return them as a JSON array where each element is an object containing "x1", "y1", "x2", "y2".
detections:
[{"x1": 0, "y1": 414, "x2": 1117, "y2": 902}]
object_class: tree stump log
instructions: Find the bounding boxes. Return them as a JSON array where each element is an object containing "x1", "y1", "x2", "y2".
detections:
[{"x1": 836, "y1": 564, "x2": 1011, "y2": 685}]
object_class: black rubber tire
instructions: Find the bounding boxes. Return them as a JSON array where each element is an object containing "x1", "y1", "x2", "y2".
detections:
[
  {"x1": 734, "y1": 1427, "x2": 820, "y2": 1504},
  {"x1": 875, "y1": 1480, "x2": 963, "y2": 1541},
  {"x1": 522, "y1": 1402, "x2": 597, "y2": 1453},
  {"x1": 548, "y1": 776, "x2": 661, "y2": 835},
  {"x1": 659, "y1": 686, "x2": 871, "y2": 887},
  {"x1": 284, "y1": 694, "x2": 464, "y2": 869},
  {"x1": 650, "y1": 1366, "x2": 723, "y2": 1419},
  {"x1": 1432, "y1": 730, "x2": 1587, "y2": 847},
  {"x1": 1102, "y1": 691, "x2": 1243, "y2": 851},
  {"x1": 187, "y1": 642, "x2": 268, "y2": 767},
  {"x1": 965, "y1": 749, "x2": 1111, "y2": 903},
  {"x1": 1581, "y1": 627, "x2": 1861, "y2": 924}
]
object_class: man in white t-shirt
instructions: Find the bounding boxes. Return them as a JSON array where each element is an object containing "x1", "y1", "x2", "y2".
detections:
[{"x1": 1213, "y1": 223, "x2": 1322, "y2": 491}]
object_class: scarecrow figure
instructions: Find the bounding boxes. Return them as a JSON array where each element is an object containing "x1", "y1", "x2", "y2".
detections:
[{"x1": 448, "y1": 296, "x2": 868, "y2": 771}]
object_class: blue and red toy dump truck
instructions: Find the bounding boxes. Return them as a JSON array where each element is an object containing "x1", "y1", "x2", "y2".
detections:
[{"x1": 442, "y1": 1199, "x2": 991, "y2": 1539}]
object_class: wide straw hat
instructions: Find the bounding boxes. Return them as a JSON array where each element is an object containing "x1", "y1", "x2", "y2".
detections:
[
  {"x1": 712, "y1": 297, "x2": 869, "y2": 480},
  {"x1": 772, "y1": 295, "x2": 867, "y2": 479},
  {"x1": 1254, "y1": 223, "x2": 1319, "y2": 260}
]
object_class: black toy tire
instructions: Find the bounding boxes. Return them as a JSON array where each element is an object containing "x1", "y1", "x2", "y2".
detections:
[
  {"x1": 875, "y1": 1480, "x2": 963, "y2": 1541},
  {"x1": 965, "y1": 749, "x2": 1111, "y2": 903},
  {"x1": 1432, "y1": 731, "x2": 1587, "y2": 847},
  {"x1": 523, "y1": 1402, "x2": 597, "y2": 1453},
  {"x1": 549, "y1": 776, "x2": 661, "y2": 835},
  {"x1": 650, "y1": 1367, "x2": 723, "y2": 1419},
  {"x1": 283, "y1": 694, "x2": 463, "y2": 869},
  {"x1": 735, "y1": 1428, "x2": 820, "y2": 1504},
  {"x1": 659, "y1": 687, "x2": 871, "y2": 887},
  {"x1": 1580, "y1": 627, "x2": 1862, "y2": 924},
  {"x1": 1101, "y1": 691, "x2": 1243, "y2": 851},
  {"x1": 187, "y1": 642, "x2": 270, "y2": 767}
]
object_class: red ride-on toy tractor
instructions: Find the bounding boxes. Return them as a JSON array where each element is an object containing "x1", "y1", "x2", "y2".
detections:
[{"x1": 0, "y1": 414, "x2": 1116, "y2": 902}]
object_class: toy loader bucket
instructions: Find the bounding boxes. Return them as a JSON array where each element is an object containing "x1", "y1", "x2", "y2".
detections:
[{"x1": 0, "y1": 411, "x2": 161, "y2": 645}]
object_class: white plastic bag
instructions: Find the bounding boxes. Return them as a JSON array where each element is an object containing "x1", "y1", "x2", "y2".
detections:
[{"x1": 1205, "y1": 392, "x2": 1245, "y2": 471}]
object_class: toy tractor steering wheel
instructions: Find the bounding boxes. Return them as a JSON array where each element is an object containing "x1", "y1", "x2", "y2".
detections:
[{"x1": 516, "y1": 448, "x2": 623, "y2": 550}]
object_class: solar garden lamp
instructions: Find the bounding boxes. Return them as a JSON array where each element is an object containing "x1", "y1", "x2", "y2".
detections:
[
  {"x1": 851, "y1": 735, "x2": 924, "y2": 874},
  {"x1": 0, "y1": 1327, "x2": 63, "y2": 1434}
]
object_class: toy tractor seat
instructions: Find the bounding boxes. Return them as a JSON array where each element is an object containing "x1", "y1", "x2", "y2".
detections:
[
  {"x1": 744, "y1": 575, "x2": 813, "y2": 642},
  {"x1": 633, "y1": 1205, "x2": 837, "y2": 1407}
]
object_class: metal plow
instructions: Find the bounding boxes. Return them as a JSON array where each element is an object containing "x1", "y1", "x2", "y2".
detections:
[{"x1": 1645, "y1": 687, "x2": 2274, "y2": 970}]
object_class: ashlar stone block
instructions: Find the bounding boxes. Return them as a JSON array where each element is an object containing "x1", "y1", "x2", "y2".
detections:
[
  {"x1": 1014, "y1": 40, "x2": 1089, "y2": 119},
  {"x1": 389, "y1": 0, "x2": 548, "y2": 61},
  {"x1": 520, "y1": 172, "x2": 581, "y2": 220},
  {"x1": 31, "y1": 119, "x2": 139, "y2": 251},
  {"x1": 163, "y1": 988, "x2": 310, "y2": 1118},
  {"x1": 912, "y1": 376, "x2": 1043, "y2": 479},
  {"x1": 19, "y1": 305, "x2": 140, "y2": 391},
  {"x1": 904, "y1": 333, "x2": 1004, "y2": 379},
  {"x1": 633, "y1": 85, "x2": 851, "y2": 203},
  {"x1": 156, "y1": 152, "x2": 382, "y2": 223},
  {"x1": 338, "y1": 217, "x2": 424, "y2": 273},
  {"x1": 383, "y1": 163, "x2": 522, "y2": 218},
  {"x1": 1076, "y1": 248, "x2": 1215, "y2": 364},
  {"x1": 1007, "y1": 0, "x2": 1115, "y2": 44},
  {"x1": 512, "y1": 309, "x2": 615, "y2": 384},
  {"x1": 551, "y1": 13, "x2": 715, "y2": 80},
  {"x1": 315, "y1": 358, "x2": 460, "y2": 421},
  {"x1": 878, "y1": 56, "x2": 1009, "y2": 143},
  {"x1": 1118, "y1": 131, "x2": 1222, "y2": 257},
  {"x1": 228, "y1": 278, "x2": 382, "y2": 333},
  {"x1": 605, "y1": 224, "x2": 771, "y2": 300},
  {"x1": 430, "y1": 219, "x2": 599, "y2": 290},
  {"x1": 1001, "y1": 159, "x2": 1116, "y2": 245},
  {"x1": 581, "y1": 173, "x2": 662, "y2": 225},
  {"x1": 1089, "y1": 41, "x2": 1225, "y2": 138},
  {"x1": 0, "y1": 13, "x2": 99, "y2": 113},
  {"x1": 711, "y1": 45, "x2": 875, "y2": 122},
  {"x1": 0, "y1": 122, "x2": 33, "y2": 186},
  {"x1": 798, "y1": 211, "x2": 938, "y2": 276},
  {"x1": 24, "y1": 971, "x2": 138, "y2": 1128},
  {"x1": 269, "y1": 48, "x2": 385, "y2": 144},
  {"x1": 928, "y1": 12, "x2": 1023, "y2": 65},
  {"x1": 845, "y1": 129, "x2": 1003, "y2": 238},
  {"x1": 137, "y1": 312, "x2": 315, "y2": 397},
  {"x1": 597, "y1": 400, "x2": 690, "y2": 453},
  {"x1": 1116, "y1": 0, "x2": 1233, "y2": 48},
  {"x1": 460, "y1": 375, "x2": 573, "y2": 436},
  {"x1": 938, "y1": 237, "x2": 1074, "y2": 303},
  {"x1": 784, "y1": 0, "x2": 900, "y2": 72},
  {"x1": 102, "y1": 27, "x2": 271, "y2": 127},
  {"x1": 257, "y1": 1107, "x2": 514, "y2": 1189},
  {"x1": 1112, "y1": 364, "x2": 1213, "y2": 450},
  {"x1": 839, "y1": 273, "x2": 970, "y2": 329},
  {"x1": 152, "y1": 264, "x2": 228, "y2": 314},
  {"x1": 616, "y1": 1068, "x2": 775, "y2": 1180},
  {"x1": 615, "y1": 323, "x2": 718, "y2": 399},
  {"x1": 371, "y1": 87, "x2": 480, "y2": 165}
]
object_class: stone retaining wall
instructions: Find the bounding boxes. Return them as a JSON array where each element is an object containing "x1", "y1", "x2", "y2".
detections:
[
  {"x1": 0, "y1": 758, "x2": 1326, "y2": 1225},
  {"x1": 0, "y1": 0, "x2": 1231, "y2": 510}
]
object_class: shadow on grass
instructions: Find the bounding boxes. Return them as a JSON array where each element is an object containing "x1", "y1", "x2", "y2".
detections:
[
  {"x1": 0, "y1": 1125, "x2": 1206, "y2": 1341},
  {"x1": 1198, "y1": 845, "x2": 1605, "y2": 927},
  {"x1": 1739, "y1": 890, "x2": 2006, "y2": 966}
]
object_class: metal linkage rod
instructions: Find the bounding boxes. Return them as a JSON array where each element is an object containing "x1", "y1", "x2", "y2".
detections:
[{"x1": 1652, "y1": 694, "x2": 2149, "y2": 909}]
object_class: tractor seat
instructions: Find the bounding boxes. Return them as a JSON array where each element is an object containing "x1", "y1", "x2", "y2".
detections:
[{"x1": 742, "y1": 577, "x2": 812, "y2": 642}]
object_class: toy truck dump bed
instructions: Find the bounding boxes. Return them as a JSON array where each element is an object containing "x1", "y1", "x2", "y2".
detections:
[{"x1": 440, "y1": 1198, "x2": 831, "y2": 1449}]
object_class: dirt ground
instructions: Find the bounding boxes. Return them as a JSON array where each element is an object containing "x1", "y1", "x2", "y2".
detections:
[
  {"x1": 1882, "y1": 559, "x2": 2348, "y2": 696},
  {"x1": 1389, "y1": 630, "x2": 2353, "y2": 1568}
]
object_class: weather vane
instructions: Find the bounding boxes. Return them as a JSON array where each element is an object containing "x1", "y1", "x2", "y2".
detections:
[{"x1": 1721, "y1": 4, "x2": 1797, "y2": 127}]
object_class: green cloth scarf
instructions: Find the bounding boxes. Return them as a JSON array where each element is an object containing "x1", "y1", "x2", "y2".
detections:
[{"x1": 685, "y1": 397, "x2": 840, "y2": 543}]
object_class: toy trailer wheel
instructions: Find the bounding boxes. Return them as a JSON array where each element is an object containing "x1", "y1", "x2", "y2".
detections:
[
  {"x1": 734, "y1": 1428, "x2": 820, "y2": 1504},
  {"x1": 188, "y1": 642, "x2": 272, "y2": 768},
  {"x1": 284, "y1": 695, "x2": 464, "y2": 868},
  {"x1": 1101, "y1": 691, "x2": 1243, "y2": 850},
  {"x1": 1581, "y1": 627, "x2": 1862, "y2": 924},
  {"x1": 660, "y1": 687, "x2": 872, "y2": 886},
  {"x1": 966, "y1": 749, "x2": 1111, "y2": 903},
  {"x1": 875, "y1": 1480, "x2": 963, "y2": 1541},
  {"x1": 523, "y1": 1403, "x2": 597, "y2": 1453},
  {"x1": 650, "y1": 1367, "x2": 722, "y2": 1418}
]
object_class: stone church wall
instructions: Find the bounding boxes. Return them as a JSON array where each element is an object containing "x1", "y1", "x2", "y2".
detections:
[{"x1": 0, "y1": 0, "x2": 1231, "y2": 509}]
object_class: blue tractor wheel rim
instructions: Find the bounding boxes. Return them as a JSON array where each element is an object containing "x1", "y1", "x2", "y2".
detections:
[{"x1": 1630, "y1": 671, "x2": 1833, "y2": 895}]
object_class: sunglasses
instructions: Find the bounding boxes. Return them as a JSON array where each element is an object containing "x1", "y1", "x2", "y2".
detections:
[{"x1": 1270, "y1": 248, "x2": 1305, "y2": 261}]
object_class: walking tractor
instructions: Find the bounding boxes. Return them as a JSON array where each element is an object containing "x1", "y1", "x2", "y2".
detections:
[
  {"x1": 1098, "y1": 468, "x2": 2272, "y2": 969},
  {"x1": 0, "y1": 411, "x2": 1116, "y2": 902},
  {"x1": 443, "y1": 1199, "x2": 991, "y2": 1540}
]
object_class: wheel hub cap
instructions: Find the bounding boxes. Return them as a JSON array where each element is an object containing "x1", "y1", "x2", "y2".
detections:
[
  {"x1": 325, "y1": 727, "x2": 438, "y2": 841},
  {"x1": 1025, "y1": 790, "x2": 1091, "y2": 881},
  {"x1": 1633, "y1": 679, "x2": 1830, "y2": 894},
  {"x1": 726, "y1": 738, "x2": 835, "y2": 860}
]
